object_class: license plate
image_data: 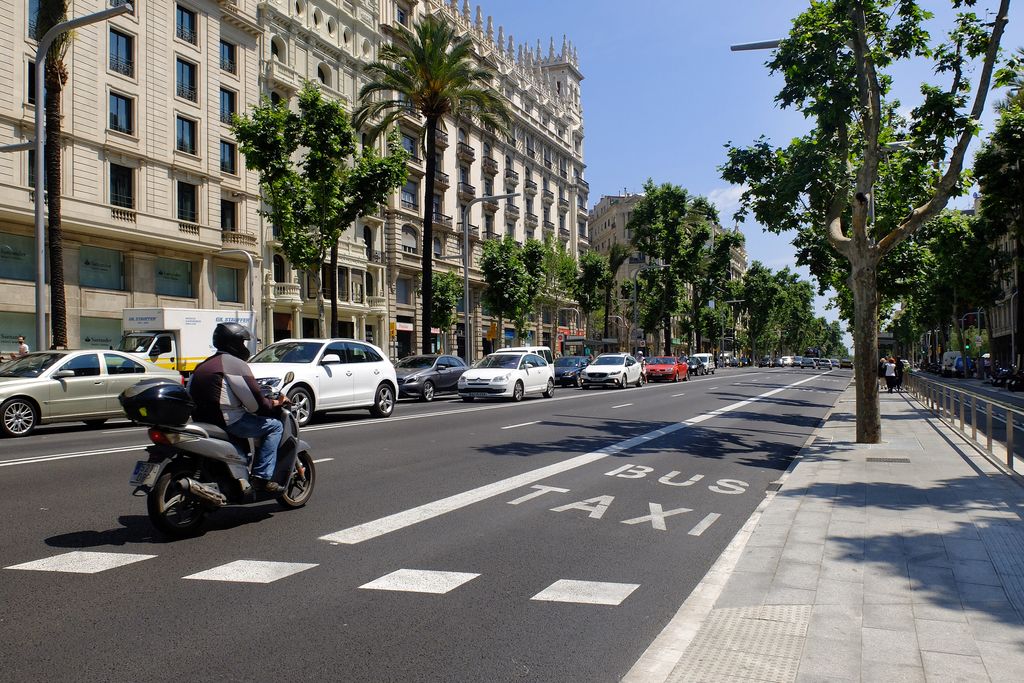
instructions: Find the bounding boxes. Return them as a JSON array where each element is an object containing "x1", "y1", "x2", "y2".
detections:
[{"x1": 129, "y1": 461, "x2": 159, "y2": 487}]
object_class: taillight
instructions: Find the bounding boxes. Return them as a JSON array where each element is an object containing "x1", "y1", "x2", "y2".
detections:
[{"x1": 147, "y1": 428, "x2": 181, "y2": 446}]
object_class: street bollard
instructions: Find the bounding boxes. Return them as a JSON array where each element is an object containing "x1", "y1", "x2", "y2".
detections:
[
  {"x1": 1007, "y1": 409, "x2": 1014, "y2": 468},
  {"x1": 971, "y1": 396, "x2": 977, "y2": 442},
  {"x1": 987, "y1": 402, "x2": 993, "y2": 454},
  {"x1": 959, "y1": 391, "x2": 965, "y2": 433}
]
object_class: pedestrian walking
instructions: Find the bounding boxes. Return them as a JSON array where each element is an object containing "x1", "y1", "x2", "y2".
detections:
[
  {"x1": 895, "y1": 355, "x2": 905, "y2": 391},
  {"x1": 16, "y1": 336, "x2": 29, "y2": 357},
  {"x1": 884, "y1": 357, "x2": 897, "y2": 393},
  {"x1": 878, "y1": 357, "x2": 886, "y2": 390}
]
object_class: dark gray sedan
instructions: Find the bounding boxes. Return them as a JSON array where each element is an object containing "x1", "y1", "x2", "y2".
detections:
[{"x1": 396, "y1": 354, "x2": 468, "y2": 401}]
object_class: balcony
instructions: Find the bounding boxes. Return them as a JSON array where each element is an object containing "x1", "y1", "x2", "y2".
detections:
[
  {"x1": 577, "y1": 230, "x2": 590, "y2": 244},
  {"x1": 400, "y1": 198, "x2": 419, "y2": 213},
  {"x1": 558, "y1": 197, "x2": 570, "y2": 211},
  {"x1": 504, "y1": 168, "x2": 519, "y2": 186},
  {"x1": 456, "y1": 142, "x2": 475, "y2": 162},
  {"x1": 559, "y1": 227, "x2": 570, "y2": 240},
  {"x1": 577, "y1": 203, "x2": 588, "y2": 218},
  {"x1": 525, "y1": 213, "x2": 539, "y2": 227},
  {"x1": 220, "y1": 110, "x2": 235, "y2": 125},
  {"x1": 110, "y1": 55, "x2": 134, "y2": 77},
  {"x1": 220, "y1": 56, "x2": 236, "y2": 74},
  {"x1": 506, "y1": 203, "x2": 520, "y2": 218},
  {"x1": 433, "y1": 170, "x2": 450, "y2": 189},
  {"x1": 176, "y1": 82, "x2": 197, "y2": 102},
  {"x1": 433, "y1": 212, "x2": 453, "y2": 229},
  {"x1": 458, "y1": 182, "x2": 476, "y2": 199},
  {"x1": 524, "y1": 179, "x2": 538, "y2": 195},
  {"x1": 222, "y1": 230, "x2": 258, "y2": 251},
  {"x1": 482, "y1": 197, "x2": 499, "y2": 212},
  {"x1": 176, "y1": 24, "x2": 197, "y2": 45},
  {"x1": 576, "y1": 178, "x2": 590, "y2": 193},
  {"x1": 543, "y1": 158, "x2": 552, "y2": 169},
  {"x1": 543, "y1": 220, "x2": 555, "y2": 233},
  {"x1": 111, "y1": 207, "x2": 136, "y2": 223},
  {"x1": 467, "y1": 224, "x2": 480, "y2": 239},
  {"x1": 367, "y1": 295, "x2": 387, "y2": 311},
  {"x1": 542, "y1": 189, "x2": 554, "y2": 204},
  {"x1": 434, "y1": 129, "x2": 449, "y2": 148},
  {"x1": 525, "y1": 148, "x2": 536, "y2": 160},
  {"x1": 481, "y1": 156, "x2": 498, "y2": 176},
  {"x1": 559, "y1": 168, "x2": 568, "y2": 179},
  {"x1": 273, "y1": 282, "x2": 302, "y2": 304}
]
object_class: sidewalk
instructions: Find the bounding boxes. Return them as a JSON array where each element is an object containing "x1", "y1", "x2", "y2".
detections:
[{"x1": 627, "y1": 383, "x2": 1024, "y2": 683}]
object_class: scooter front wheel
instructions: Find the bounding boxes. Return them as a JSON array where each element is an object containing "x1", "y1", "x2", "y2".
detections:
[
  {"x1": 277, "y1": 451, "x2": 316, "y2": 509},
  {"x1": 147, "y1": 466, "x2": 206, "y2": 537}
]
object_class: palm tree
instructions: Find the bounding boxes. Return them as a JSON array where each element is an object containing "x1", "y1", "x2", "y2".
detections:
[
  {"x1": 996, "y1": 48, "x2": 1024, "y2": 112},
  {"x1": 36, "y1": 0, "x2": 72, "y2": 348},
  {"x1": 603, "y1": 242, "x2": 632, "y2": 348},
  {"x1": 355, "y1": 15, "x2": 511, "y2": 354}
]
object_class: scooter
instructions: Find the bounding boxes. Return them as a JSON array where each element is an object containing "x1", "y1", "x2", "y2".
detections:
[
  {"x1": 990, "y1": 365, "x2": 1012, "y2": 388},
  {"x1": 122, "y1": 371, "x2": 315, "y2": 537}
]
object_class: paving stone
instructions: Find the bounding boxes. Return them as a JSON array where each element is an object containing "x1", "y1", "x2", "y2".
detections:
[
  {"x1": 797, "y1": 636, "x2": 861, "y2": 680},
  {"x1": 859, "y1": 661, "x2": 926, "y2": 682},
  {"x1": 920, "y1": 651, "x2": 990, "y2": 682},
  {"x1": 914, "y1": 618, "x2": 980, "y2": 656},
  {"x1": 808, "y1": 604, "x2": 862, "y2": 642},
  {"x1": 964, "y1": 608, "x2": 1024, "y2": 645},
  {"x1": 911, "y1": 601, "x2": 968, "y2": 623},
  {"x1": 861, "y1": 627, "x2": 921, "y2": 666},
  {"x1": 814, "y1": 578, "x2": 863, "y2": 606},
  {"x1": 765, "y1": 585, "x2": 816, "y2": 606},
  {"x1": 863, "y1": 603, "x2": 916, "y2": 632},
  {"x1": 976, "y1": 638, "x2": 1024, "y2": 682},
  {"x1": 781, "y1": 541, "x2": 825, "y2": 565},
  {"x1": 774, "y1": 562, "x2": 821, "y2": 591},
  {"x1": 737, "y1": 546, "x2": 783, "y2": 574}
]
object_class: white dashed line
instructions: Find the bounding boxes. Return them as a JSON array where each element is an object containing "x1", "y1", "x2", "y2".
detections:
[
  {"x1": 6, "y1": 551, "x2": 156, "y2": 574},
  {"x1": 312, "y1": 457, "x2": 334, "y2": 463},
  {"x1": 359, "y1": 569, "x2": 480, "y2": 594},
  {"x1": 531, "y1": 579, "x2": 640, "y2": 605},
  {"x1": 687, "y1": 513, "x2": 721, "y2": 537},
  {"x1": 183, "y1": 560, "x2": 317, "y2": 584},
  {"x1": 672, "y1": 393, "x2": 686, "y2": 398},
  {"x1": 502, "y1": 420, "x2": 541, "y2": 430},
  {"x1": 612, "y1": 403, "x2": 633, "y2": 409}
]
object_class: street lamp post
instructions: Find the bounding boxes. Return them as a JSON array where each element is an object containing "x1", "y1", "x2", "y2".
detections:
[
  {"x1": 459, "y1": 192, "x2": 518, "y2": 366},
  {"x1": 218, "y1": 248, "x2": 258, "y2": 349},
  {"x1": 9, "y1": 2, "x2": 135, "y2": 349}
]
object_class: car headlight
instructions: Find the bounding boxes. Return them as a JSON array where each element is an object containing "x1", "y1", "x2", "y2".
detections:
[
  {"x1": 458, "y1": 376, "x2": 468, "y2": 385},
  {"x1": 257, "y1": 377, "x2": 282, "y2": 388},
  {"x1": 403, "y1": 375, "x2": 420, "y2": 384},
  {"x1": 564, "y1": 370, "x2": 576, "y2": 376},
  {"x1": 491, "y1": 374, "x2": 510, "y2": 384}
]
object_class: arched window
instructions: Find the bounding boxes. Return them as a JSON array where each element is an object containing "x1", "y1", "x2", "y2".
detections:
[
  {"x1": 401, "y1": 226, "x2": 418, "y2": 254},
  {"x1": 363, "y1": 226, "x2": 373, "y2": 259},
  {"x1": 270, "y1": 37, "x2": 285, "y2": 62},
  {"x1": 365, "y1": 272, "x2": 375, "y2": 297},
  {"x1": 273, "y1": 255, "x2": 285, "y2": 282},
  {"x1": 457, "y1": 128, "x2": 467, "y2": 142},
  {"x1": 483, "y1": 141, "x2": 491, "y2": 157},
  {"x1": 317, "y1": 64, "x2": 330, "y2": 87}
]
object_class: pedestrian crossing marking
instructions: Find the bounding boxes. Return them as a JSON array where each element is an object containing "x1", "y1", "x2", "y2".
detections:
[
  {"x1": 5, "y1": 550, "x2": 156, "y2": 574},
  {"x1": 531, "y1": 579, "x2": 640, "y2": 605},
  {"x1": 183, "y1": 560, "x2": 317, "y2": 584},
  {"x1": 359, "y1": 568, "x2": 480, "y2": 594}
]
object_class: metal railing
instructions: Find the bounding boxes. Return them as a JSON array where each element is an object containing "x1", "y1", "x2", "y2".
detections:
[{"x1": 905, "y1": 373, "x2": 1022, "y2": 474}]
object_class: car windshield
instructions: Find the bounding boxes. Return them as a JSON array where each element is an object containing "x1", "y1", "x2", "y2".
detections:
[
  {"x1": 555, "y1": 357, "x2": 582, "y2": 367},
  {"x1": 396, "y1": 356, "x2": 435, "y2": 369},
  {"x1": 250, "y1": 341, "x2": 322, "y2": 364},
  {"x1": 118, "y1": 334, "x2": 155, "y2": 353},
  {"x1": 649, "y1": 357, "x2": 674, "y2": 364},
  {"x1": 476, "y1": 354, "x2": 522, "y2": 369},
  {"x1": 593, "y1": 356, "x2": 624, "y2": 366},
  {"x1": 0, "y1": 352, "x2": 65, "y2": 377}
]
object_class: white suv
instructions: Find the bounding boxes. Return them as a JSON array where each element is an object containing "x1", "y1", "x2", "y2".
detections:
[
  {"x1": 458, "y1": 351, "x2": 555, "y2": 402},
  {"x1": 249, "y1": 339, "x2": 398, "y2": 426}
]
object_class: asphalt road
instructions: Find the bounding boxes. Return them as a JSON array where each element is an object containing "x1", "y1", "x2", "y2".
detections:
[{"x1": 0, "y1": 367, "x2": 849, "y2": 682}]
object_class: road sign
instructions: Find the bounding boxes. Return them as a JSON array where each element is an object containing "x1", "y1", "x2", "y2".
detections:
[
  {"x1": 635, "y1": 340, "x2": 646, "y2": 348},
  {"x1": 975, "y1": 336, "x2": 982, "y2": 344},
  {"x1": 565, "y1": 335, "x2": 585, "y2": 342},
  {"x1": 601, "y1": 337, "x2": 618, "y2": 344},
  {"x1": 556, "y1": 333, "x2": 564, "y2": 343}
]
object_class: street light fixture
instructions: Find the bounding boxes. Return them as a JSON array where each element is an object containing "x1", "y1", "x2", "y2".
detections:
[
  {"x1": 6, "y1": 2, "x2": 135, "y2": 349},
  {"x1": 458, "y1": 192, "x2": 519, "y2": 366},
  {"x1": 218, "y1": 248, "x2": 258, "y2": 346}
]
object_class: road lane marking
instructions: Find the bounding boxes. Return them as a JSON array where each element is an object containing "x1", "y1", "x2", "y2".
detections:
[
  {"x1": 531, "y1": 579, "x2": 640, "y2": 605},
  {"x1": 687, "y1": 513, "x2": 722, "y2": 537},
  {"x1": 319, "y1": 373, "x2": 823, "y2": 545},
  {"x1": 502, "y1": 420, "x2": 541, "y2": 430},
  {"x1": 312, "y1": 457, "x2": 334, "y2": 463},
  {"x1": 706, "y1": 386, "x2": 718, "y2": 390},
  {"x1": 359, "y1": 569, "x2": 480, "y2": 594},
  {"x1": 6, "y1": 551, "x2": 155, "y2": 574},
  {"x1": 183, "y1": 560, "x2": 317, "y2": 584},
  {"x1": 672, "y1": 393, "x2": 686, "y2": 397},
  {"x1": 0, "y1": 444, "x2": 147, "y2": 468},
  {"x1": 612, "y1": 403, "x2": 633, "y2": 409}
]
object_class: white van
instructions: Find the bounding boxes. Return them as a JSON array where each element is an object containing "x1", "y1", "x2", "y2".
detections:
[
  {"x1": 502, "y1": 346, "x2": 554, "y2": 365},
  {"x1": 691, "y1": 353, "x2": 716, "y2": 374},
  {"x1": 779, "y1": 356, "x2": 795, "y2": 367},
  {"x1": 941, "y1": 351, "x2": 961, "y2": 377}
]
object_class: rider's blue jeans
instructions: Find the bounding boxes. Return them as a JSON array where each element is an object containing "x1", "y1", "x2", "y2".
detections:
[{"x1": 226, "y1": 413, "x2": 283, "y2": 480}]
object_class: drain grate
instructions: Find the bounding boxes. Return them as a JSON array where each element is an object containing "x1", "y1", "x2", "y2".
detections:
[{"x1": 866, "y1": 457, "x2": 911, "y2": 463}]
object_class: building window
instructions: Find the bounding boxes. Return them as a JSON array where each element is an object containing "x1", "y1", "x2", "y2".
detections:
[
  {"x1": 176, "y1": 58, "x2": 197, "y2": 102},
  {"x1": 272, "y1": 255, "x2": 286, "y2": 282},
  {"x1": 220, "y1": 140, "x2": 237, "y2": 174},
  {"x1": 401, "y1": 133, "x2": 418, "y2": 159},
  {"x1": 433, "y1": 237, "x2": 442, "y2": 257},
  {"x1": 317, "y1": 64, "x2": 330, "y2": 87},
  {"x1": 400, "y1": 181, "x2": 418, "y2": 210},
  {"x1": 109, "y1": 164, "x2": 133, "y2": 208},
  {"x1": 219, "y1": 88, "x2": 236, "y2": 123},
  {"x1": 270, "y1": 36, "x2": 284, "y2": 61},
  {"x1": 79, "y1": 246, "x2": 124, "y2": 290},
  {"x1": 109, "y1": 29, "x2": 134, "y2": 77},
  {"x1": 220, "y1": 199, "x2": 237, "y2": 231},
  {"x1": 216, "y1": 266, "x2": 240, "y2": 303},
  {"x1": 396, "y1": 5, "x2": 409, "y2": 26},
  {"x1": 401, "y1": 226, "x2": 418, "y2": 254},
  {"x1": 396, "y1": 277, "x2": 412, "y2": 304},
  {"x1": 27, "y1": 61, "x2": 36, "y2": 105},
  {"x1": 27, "y1": 149, "x2": 36, "y2": 188},
  {"x1": 109, "y1": 92, "x2": 133, "y2": 134},
  {"x1": 0, "y1": 232, "x2": 34, "y2": 281},
  {"x1": 175, "y1": 5, "x2": 197, "y2": 45},
  {"x1": 176, "y1": 116, "x2": 197, "y2": 155},
  {"x1": 177, "y1": 181, "x2": 197, "y2": 222},
  {"x1": 219, "y1": 39, "x2": 236, "y2": 74},
  {"x1": 156, "y1": 257, "x2": 193, "y2": 298}
]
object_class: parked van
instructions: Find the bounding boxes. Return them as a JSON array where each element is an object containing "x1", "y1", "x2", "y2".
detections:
[
  {"x1": 501, "y1": 346, "x2": 554, "y2": 365},
  {"x1": 941, "y1": 351, "x2": 961, "y2": 377},
  {"x1": 691, "y1": 353, "x2": 716, "y2": 374}
]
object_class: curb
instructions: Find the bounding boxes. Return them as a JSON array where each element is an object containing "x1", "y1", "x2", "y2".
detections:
[{"x1": 621, "y1": 378, "x2": 851, "y2": 683}]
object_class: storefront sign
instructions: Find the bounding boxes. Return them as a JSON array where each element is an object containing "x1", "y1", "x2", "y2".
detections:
[
  {"x1": 0, "y1": 233, "x2": 33, "y2": 282},
  {"x1": 0, "y1": 311, "x2": 36, "y2": 353},
  {"x1": 80, "y1": 317, "x2": 122, "y2": 350}
]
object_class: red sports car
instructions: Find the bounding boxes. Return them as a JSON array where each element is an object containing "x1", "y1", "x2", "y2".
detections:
[{"x1": 645, "y1": 356, "x2": 688, "y2": 382}]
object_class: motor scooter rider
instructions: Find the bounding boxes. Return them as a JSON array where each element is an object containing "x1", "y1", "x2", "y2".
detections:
[{"x1": 188, "y1": 323, "x2": 287, "y2": 493}]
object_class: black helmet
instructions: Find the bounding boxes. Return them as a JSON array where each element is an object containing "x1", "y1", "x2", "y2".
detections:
[{"x1": 213, "y1": 322, "x2": 251, "y2": 361}]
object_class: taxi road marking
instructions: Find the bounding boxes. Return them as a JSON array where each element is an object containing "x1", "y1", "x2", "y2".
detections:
[
  {"x1": 502, "y1": 420, "x2": 541, "y2": 430},
  {"x1": 319, "y1": 373, "x2": 823, "y2": 545},
  {"x1": 612, "y1": 403, "x2": 633, "y2": 409}
]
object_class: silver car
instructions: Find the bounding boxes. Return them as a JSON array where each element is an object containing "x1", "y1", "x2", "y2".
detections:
[{"x1": 0, "y1": 350, "x2": 181, "y2": 437}]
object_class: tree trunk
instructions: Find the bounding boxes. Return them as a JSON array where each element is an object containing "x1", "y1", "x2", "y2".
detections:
[
  {"x1": 662, "y1": 310, "x2": 672, "y2": 356},
  {"x1": 329, "y1": 244, "x2": 339, "y2": 337},
  {"x1": 314, "y1": 270, "x2": 326, "y2": 338},
  {"x1": 420, "y1": 119, "x2": 438, "y2": 354},
  {"x1": 850, "y1": 260, "x2": 881, "y2": 443},
  {"x1": 45, "y1": 60, "x2": 67, "y2": 348},
  {"x1": 1016, "y1": 238, "x2": 1024, "y2": 368}
]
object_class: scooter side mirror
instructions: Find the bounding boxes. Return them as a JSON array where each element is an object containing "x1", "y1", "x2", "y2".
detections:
[{"x1": 283, "y1": 371, "x2": 295, "y2": 385}]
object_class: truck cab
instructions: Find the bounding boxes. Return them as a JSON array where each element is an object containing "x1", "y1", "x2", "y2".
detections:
[{"x1": 119, "y1": 332, "x2": 178, "y2": 372}]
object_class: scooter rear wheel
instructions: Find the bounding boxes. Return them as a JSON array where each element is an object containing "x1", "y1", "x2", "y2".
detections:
[
  {"x1": 147, "y1": 466, "x2": 206, "y2": 537},
  {"x1": 277, "y1": 451, "x2": 316, "y2": 509}
]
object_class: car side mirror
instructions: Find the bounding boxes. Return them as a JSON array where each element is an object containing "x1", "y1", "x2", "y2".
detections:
[
  {"x1": 54, "y1": 370, "x2": 75, "y2": 379},
  {"x1": 321, "y1": 353, "x2": 343, "y2": 364}
]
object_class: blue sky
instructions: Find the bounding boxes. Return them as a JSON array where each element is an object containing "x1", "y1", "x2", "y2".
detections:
[{"x1": 484, "y1": 0, "x2": 1024, "y2": 343}]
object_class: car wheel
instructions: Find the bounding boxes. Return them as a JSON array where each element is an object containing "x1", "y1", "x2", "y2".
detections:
[
  {"x1": 619, "y1": 374, "x2": 627, "y2": 389},
  {"x1": 1, "y1": 397, "x2": 38, "y2": 438},
  {"x1": 574, "y1": 375, "x2": 582, "y2": 388},
  {"x1": 421, "y1": 380, "x2": 435, "y2": 402},
  {"x1": 83, "y1": 418, "x2": 108, "y2": 428},
  {"x1": 286, "y1": 387, "x2": 314, "y2": 428},
  {"x1": 370, "y1": 383, "x2": 395, "y2": 418},
  {"x1": 462, "y1": 396, "x2": 475, "y2": 402},
  {"x1": 512, "y1": 381, "x2": 525, "y2": 402},
  {"x1": 635, "y1": 372, "x2": 644, "y2": 388},
  {"x1": 543, "y1": 378, "x2": 555, "y2": 398}
]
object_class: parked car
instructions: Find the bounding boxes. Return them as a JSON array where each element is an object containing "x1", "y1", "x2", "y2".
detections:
[
  {"x1": 801, "y1": 357, "x2": 817, "y2": 369},
  {"x1": 691, "y1": 353, "x2": 716, "y2": 374},
  {"x1": 458, "y1": 351, "x2": 555, "y2": 401},
  {"x1": 830, "y1": 358, "x2": 840, "y2": 369},
  {"x1": 688, "y1": 356, "x2": 708, "y2": 376},
  {"x1": 0, "y1": 350, "x2": 181, "y2": 437},
  {"x1": 395, "y1": 354, "x2": 468, "y2": 401},
  {"x1": 501, "y1": 345, "x2": 554, "y2": 365},
  {"x1": 248, "y1": 338, "x2": 398, "y2": 426},
  {"x1": 779, "y1": 356, "x2": 795, "y2": 367},
  {"x1": 840, "y1": 358, "x2": 853, "y2": 369},
  {"x1": 553, "y1": 355, "x2": 589, "y2": 387},
  {"x1": 646, "y1": 356, "x2": 688, "y2": 382},
  {"x1": 813, "y1": 358, "x2": 830, "y2": 369},
  {"x1": 759, "y1": 356, "x2": 772, "y2": 367},
  {"x1": 581, "y1": 353, "x2": 645, "y2": 389}
]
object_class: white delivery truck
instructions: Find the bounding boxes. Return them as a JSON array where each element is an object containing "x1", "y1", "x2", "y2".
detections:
[{"x1": 119, "y1": 308, "x2": 256, "y2": 375}]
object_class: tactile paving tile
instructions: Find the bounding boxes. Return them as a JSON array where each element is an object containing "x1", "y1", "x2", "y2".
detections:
[
  {"x1": 978, "y1": 523, "x2": 1024, "y2": 616},
  {"x1": 666, "y1": 605, "x2": 811, "y2": 683}
]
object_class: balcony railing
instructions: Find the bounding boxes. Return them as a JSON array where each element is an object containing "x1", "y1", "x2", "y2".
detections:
[
  {"x1": 456, "y1": 142, "x2": 475, "y2": 161},
  {"x1": 506, "y1": 203, "x2": 520, "y2": 217},
  {"x1": 110, "y1": 192, "x2": 133, "y2": 210},
  {"x1": 525, "y1": 213, "x2": 539, "y2": 226},
  {"x1": 482, "y1": 198, "x2": 499, "y2": 212},
  {"x1": 433, "y1": 170, "x2": 450, "y2": 187},
  {"x1": 176, "y1": 24, "x2": 197, "y2": 45},
  {"x1": 274, "y1": 282, "x2": 302, "y2": 302},
  {"x1": 220, "y1": 111, "x2": 235, "y2": 124},
  {"x1": 558, "y1": 197, "x2": 570, "y2": 210},
  {"x1": 482, "y1": 156, "x2": 498, "y2": 175},
  {"x1": 177, "y1": 82, "x2": 197, "y2": 102},
  {"x1": 433, "y1": 212, "x2": 453, "y2": 228},
  {"x1": 220, "y1": 57, "x2": 237, "y2": 74},
  {"x1": 559, "y1": 227, "x2": 570, "y2": 239},
  {"x1": 435, "y1": 129, "x2": 449, "y2": 147},
  {"x1": 542, "y1": 189, "x2": 554, "y2": 203},
  {"x1": 467, "y1": 224, "x2": 480, "y2": 239},
  {"x1": 576, "y1": 178, "x2": 590, "y2": 192},
  {"x1": 544, "y1": 158, "x2": 552, "y2": 169},
  {"x1": 400, "y1": 198, "x2": 419, "y2": 211},
  {"x1": 458, "y1": 182, "x2": 476, "y2": 197},
  {"x1": 176, "y1": 138, "x2": 196, "y2": 155},
  {"x1": 504, "y1": 168, "x2": 520, "y2": 184},
  {"x1": 367, "y1": 295, "x2": 387, "y2": 310},
  {"x1": 109, "y1": 116, "x2": 132, "y2": 135},
  {"x1": 543, "y1": 220, "x2": 555, "y2": 231},
  {"x1": 524, "y1": 179, "x2": 538, "y2": 194},
  {"x1": 559, "y1": 168, "x2": 568, "y2": 179},
  {"x1": 220, "y1": 158, "x2": 237, "y2": 175},
  {"x1": 109, "y1": 55, "x2": 134, "y2": 77}
]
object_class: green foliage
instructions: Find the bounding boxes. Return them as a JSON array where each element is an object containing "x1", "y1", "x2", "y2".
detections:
[
  {"x1": 232, "y1": 82, "x2": 408, "y2": 334},
  {"x1": 431, "y1": 271, "x2": 463, "y2": 332},
  {"x1": 480, "y1": 237, "x2": 531, "y2": 341},
  {"x1": 975, "y1": 103, "x2": 1024, "y2": 235},
  {"x1": 575, "y1": 250, "x2": 609, "y2": 332}
]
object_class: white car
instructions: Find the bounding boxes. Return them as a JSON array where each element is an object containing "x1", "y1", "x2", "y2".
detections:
[
  {"x1": 690, "y1": 353, "x2": 716, "y2": 374},
  {"x1": 458, "y1": 351, "x2": 555, "y2": 402},
  {"x1": 779, "y1": 356, "x2": 795, "y2": 367},
  {"x1": 581, "y1": 353, "x2": 645, "y2": 389},
  {"x1": 248, "y1": 339, "x2": 398, "y2": 426}
]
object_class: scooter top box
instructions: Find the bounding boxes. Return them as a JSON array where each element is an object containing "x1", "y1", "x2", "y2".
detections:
[{"x1": 120, "y1": 379, "x2": 194, "y2": 426}]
